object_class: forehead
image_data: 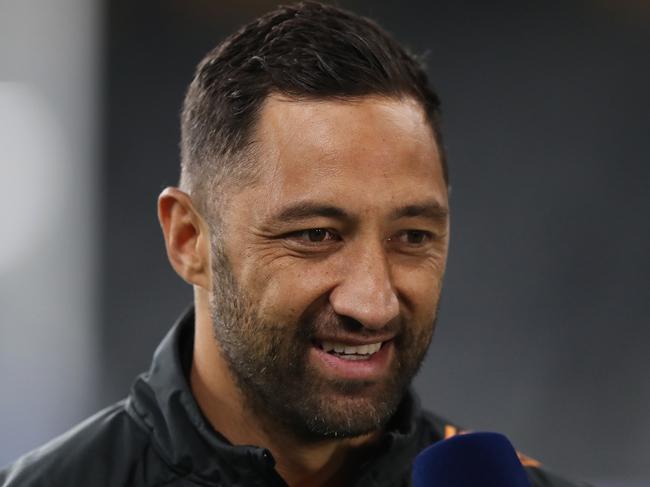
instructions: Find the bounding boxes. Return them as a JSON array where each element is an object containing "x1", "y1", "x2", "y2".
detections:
[{"x1": 246, "y1": 95, "x2": 447, "y2": 215}]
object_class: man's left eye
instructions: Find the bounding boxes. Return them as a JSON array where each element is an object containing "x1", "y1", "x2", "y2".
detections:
[{"x1": 392, "y1": 230, "x2": 433, "y2": 245}]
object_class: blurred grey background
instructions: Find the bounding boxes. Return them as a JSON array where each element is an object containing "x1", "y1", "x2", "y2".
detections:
[{"x1": 1, "y1": 0, "x2": 648, "y2": 485}]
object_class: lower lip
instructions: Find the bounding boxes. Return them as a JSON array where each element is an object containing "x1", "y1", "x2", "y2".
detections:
[{"x1": 309, "y1": 341, "x2": 394, "y2": 381}]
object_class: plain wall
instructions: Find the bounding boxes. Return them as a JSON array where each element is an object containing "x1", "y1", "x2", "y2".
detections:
[{"x1": 2, "y1": 1, "x2": 648, "y2": 485}]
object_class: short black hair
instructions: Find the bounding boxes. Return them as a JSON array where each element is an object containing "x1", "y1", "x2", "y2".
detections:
[{"x1": 180, "y1": 1, "x2": 447, "y2": 214}]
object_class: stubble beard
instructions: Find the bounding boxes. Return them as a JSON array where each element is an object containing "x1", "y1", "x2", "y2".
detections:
[{"x1": 208, "y1": 239, "x2": 437, "y2": 441}]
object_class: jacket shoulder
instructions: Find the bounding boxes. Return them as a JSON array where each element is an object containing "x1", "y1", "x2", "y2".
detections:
[{"x1": 0, "y1": 400, "x2": 165, "y2": 487}]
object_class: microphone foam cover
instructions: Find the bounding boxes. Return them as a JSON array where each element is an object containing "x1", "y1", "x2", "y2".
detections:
[{"x1": 412, "y1": 432, "x2": 532, "y2": 487}]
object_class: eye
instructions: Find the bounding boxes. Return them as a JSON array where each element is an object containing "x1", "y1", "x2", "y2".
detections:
[
  {"x1": 390, "y1": 230, "x2": 435, "y2": 246},
  {"x1": 288, "y1": 228, "x2": 340, "y2": 244},
  {"x1": 402, "y1": 230, "x2": 428, "y2": 244}
]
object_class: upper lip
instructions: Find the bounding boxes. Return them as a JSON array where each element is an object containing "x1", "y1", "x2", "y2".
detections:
[{"x1": 312, "y1": 335, "x2": 396, "y2": 346}]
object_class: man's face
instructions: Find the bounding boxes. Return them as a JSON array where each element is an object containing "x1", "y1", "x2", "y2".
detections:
[{"x1": 209, "y1": 95, "x2": 449, "y2": 440}]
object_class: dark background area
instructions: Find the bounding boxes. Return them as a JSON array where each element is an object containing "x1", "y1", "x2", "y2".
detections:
[{"x1": 100, "y1": 0, "x2": 649, "y2": 484}]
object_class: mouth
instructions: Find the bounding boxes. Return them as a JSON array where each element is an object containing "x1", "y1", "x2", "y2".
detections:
[
  {"x1": 319, "y1": 340, "x2": 384, "y2": 360},
  {"x1": 309, "y1": 338, "x2": 394, "y2": 380}
]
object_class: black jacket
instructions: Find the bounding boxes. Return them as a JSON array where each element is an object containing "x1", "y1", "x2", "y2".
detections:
[{"x1": 1, "y1": 308, "x2": 588, "y2": 486}]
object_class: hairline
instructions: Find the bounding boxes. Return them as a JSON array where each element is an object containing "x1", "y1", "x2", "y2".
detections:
[{"x1": 183, "y1": 91, "x2": 446, "y2": 223}]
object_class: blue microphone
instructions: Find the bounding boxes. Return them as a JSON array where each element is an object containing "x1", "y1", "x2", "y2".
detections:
[{"x1": 412, "y1": 432, "x2": 532, "y2": 487}]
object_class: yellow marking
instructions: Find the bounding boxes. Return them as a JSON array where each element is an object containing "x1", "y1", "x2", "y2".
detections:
[
  {"x1": 444, "y1": 425, "x2": 457, "y2": 439},
  {"x1": 517, "y1": 451, "x2": 542, "y2": 468}
]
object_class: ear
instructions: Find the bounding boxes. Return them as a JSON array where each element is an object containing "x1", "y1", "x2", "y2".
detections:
[{"x1": 157, "y1": 187, "x2": 211, "y2": 290}]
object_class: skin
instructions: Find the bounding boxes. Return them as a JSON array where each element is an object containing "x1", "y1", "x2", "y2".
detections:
[{"x1": 158, "y1": 95, "x2": 449, "y2": 486}]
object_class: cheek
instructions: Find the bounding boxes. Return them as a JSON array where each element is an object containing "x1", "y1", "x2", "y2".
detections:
[
  {"x1": 393, "y1": 264, "x2": 445, "y2": 317},
  {"x1": 249, "y1": 260, "x2": 339, "y2": 323}
]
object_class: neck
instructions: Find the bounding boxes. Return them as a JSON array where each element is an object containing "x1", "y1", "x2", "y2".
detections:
[{"x1": 190, "y1": 289, "x2": 381, "y2": 487}]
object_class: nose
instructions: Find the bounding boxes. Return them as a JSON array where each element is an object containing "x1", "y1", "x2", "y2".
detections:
[{"x1": 329, "y1": 241, "x2": 399, "y2": 330}]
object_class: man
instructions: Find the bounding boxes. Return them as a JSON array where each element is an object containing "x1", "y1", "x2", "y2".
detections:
[{"x1": 1, "y1": 2, "x2": 588, "y2": 486}]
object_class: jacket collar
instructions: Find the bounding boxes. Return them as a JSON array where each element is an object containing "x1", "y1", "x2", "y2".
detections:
[{"x1": 127, "y1": 306, "x2": 429, "y2": 486}]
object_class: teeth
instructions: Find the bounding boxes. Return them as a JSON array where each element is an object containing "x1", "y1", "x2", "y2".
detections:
[{"x1": 321, "y1": 341, "x2": 382, "y2": 355}]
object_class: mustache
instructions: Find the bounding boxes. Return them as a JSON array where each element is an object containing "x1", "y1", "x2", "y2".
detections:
[{"x1": 297, "y1": 305, "x2": 403, "y2": 340}]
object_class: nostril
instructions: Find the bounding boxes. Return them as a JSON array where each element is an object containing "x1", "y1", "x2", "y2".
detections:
[{"x1": 338, "y1": 316, "x2": 366, "y2": 332}]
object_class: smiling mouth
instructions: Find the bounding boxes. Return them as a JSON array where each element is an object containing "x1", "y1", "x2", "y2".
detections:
[{"x1": 316, "y1": 340, "x2": 386, "y2": 361}]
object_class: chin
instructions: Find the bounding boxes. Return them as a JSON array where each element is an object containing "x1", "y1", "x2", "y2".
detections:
[{"x1": 278, "y1": 380, "x2": 407, "y2": 441}]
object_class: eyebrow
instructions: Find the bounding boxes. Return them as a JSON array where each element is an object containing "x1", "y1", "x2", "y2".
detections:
[
  {"x1": 273, "y1": 202, "x2": 351, "y2": 223},
  {"x1": 389, "y1": 201, "x2": 449, "y2": 222},
  {"x1": 270, "y1": 199, "x2": 448, "y2": 225}
]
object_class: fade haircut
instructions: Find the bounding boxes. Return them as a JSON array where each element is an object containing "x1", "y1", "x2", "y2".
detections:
[{"x1": 180, "y1": 1, "x2": 447, "y2": 217}]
